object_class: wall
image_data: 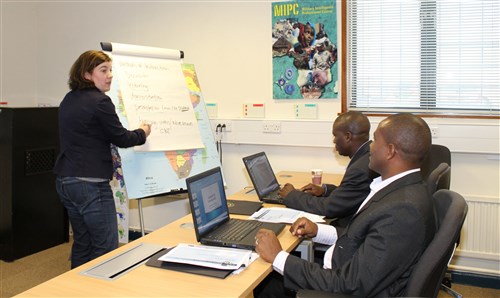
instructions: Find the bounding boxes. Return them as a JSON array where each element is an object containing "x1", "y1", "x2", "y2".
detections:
[
  {"x1": 0, "y1": 2, "x2": 38, "y2": 106},
  {"x1": 1, "y1": 0, "x2": 498, "y2": 276}
]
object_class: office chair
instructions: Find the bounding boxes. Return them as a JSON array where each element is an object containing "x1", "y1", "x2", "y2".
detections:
[
  {"x1": 427, "y1": 162, "x2": 451, "y2": 196},
  {"x1": 296, "y1": 189, "x2": 468, "y2": 298},
  {"x1": 424, "y1": 158, "x2": 463, "y2": 295},
  {"x1": 421, "y1": 144, "x2": 451, "y2": 181}
]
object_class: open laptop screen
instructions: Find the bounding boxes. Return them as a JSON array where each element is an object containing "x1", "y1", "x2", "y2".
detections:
[
  {"x1": 186, "y1": 167, "x2": 229, "y2": 237},
  {"x1": 243, "y1": 152, "x2": 280, "y2": 197}
]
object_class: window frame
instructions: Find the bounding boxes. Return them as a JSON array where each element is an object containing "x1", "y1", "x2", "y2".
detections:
[{"x1": 340, "y1": 0, "x2": 500, "y2": 119}]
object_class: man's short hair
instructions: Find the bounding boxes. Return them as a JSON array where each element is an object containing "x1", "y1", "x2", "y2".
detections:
[
  {"x1": 334, "y1": 111, "x2": 370, "y2": 139},
  {"x1": 380, "y1": 113, "x2": 431, "y2": 166}
]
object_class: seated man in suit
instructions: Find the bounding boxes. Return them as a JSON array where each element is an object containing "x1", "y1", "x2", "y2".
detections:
[
  {"x1": 255, "y1": 113, "x2": 436, "y2": 297},
  {"x1": 279, "y1": 111, "x2": 379, "y2": 227}
]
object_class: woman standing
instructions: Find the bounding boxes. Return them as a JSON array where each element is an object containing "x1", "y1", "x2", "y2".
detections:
[{"x1": 54, "y1": 50, "x2": 151, "y2": 268}]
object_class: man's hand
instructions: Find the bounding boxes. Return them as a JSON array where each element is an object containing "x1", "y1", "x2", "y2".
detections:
[
  {"x1": 299, "y1": 183, "x2": 325, "y2": 196},
  {"x1": 279, "y1": 183, "x2": 296, "y2": 197},
  {"x1": 254, "y1": 228, "x2": 282, "y2": 263},
  {"x1": 290, "y1": 217, "x2": 318, "y2": 238}
]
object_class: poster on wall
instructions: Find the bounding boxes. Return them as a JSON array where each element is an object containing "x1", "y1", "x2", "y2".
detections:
[{"x1": 272, "y1": 1, "x2": 338, "y2": 100}]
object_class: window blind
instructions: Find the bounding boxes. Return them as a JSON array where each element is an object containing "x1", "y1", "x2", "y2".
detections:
[{"x1": 346, "y1": 0, "x2": 499, "y2": 116}]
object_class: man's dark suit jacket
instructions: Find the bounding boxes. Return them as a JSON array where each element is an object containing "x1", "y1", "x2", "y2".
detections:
[
  {"x1": 283, "y1": 141, "x2": 379, "y2": 226},
  {"x1": 54, "y1": 87, "x2": 146, "y2": 179},
  {"x1": 282, "y1": 172, "x2": 436, "y2": 297}
]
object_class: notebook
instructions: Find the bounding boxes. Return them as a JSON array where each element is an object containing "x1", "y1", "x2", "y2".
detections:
[
  {"x1": 186, "y1": 167, "x2": 285, "y2": 250},
  {"x1": 242, "y1": 152, "x2": 285, "y2": 204}
]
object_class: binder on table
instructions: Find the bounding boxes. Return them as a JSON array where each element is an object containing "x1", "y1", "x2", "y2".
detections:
[{"x1": 145, "y1": 248, "x2": 234, "y2": 279}]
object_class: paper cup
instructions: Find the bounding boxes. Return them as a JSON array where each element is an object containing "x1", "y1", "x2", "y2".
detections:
[{"x1": 311, "y1": 169, "x2": 323, "y2": 185}]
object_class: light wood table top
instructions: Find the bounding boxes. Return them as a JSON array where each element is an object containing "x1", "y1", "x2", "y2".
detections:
[{"x1": 15, "y1": 171, "x2": 343, "y2": 298}]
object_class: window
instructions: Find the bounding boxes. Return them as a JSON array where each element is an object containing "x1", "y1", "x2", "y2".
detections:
[{"x1": 343, "y1": 0, "x2": 499, "y2": 117}]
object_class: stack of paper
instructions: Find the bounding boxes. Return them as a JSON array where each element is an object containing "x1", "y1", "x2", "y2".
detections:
[
  {"x1": 159, "y1": 244, "x2": 252, "y2": 270},
  {"x1": 250, "y1": 207, "x2": 325, "y2": 224}
]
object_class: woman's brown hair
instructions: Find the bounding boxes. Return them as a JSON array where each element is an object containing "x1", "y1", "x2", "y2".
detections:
[{"x1": 68, "y1": 50, "x2": 111, "y2": 91}]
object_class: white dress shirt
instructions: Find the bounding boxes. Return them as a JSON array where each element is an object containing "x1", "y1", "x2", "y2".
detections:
[{"x1": 272, "y1": 168, "x2": 420, "y2": 274}]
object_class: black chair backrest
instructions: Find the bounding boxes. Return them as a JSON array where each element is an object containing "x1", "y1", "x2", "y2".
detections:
[
  {"x1": 421, "y1": 144, "x2": 451, "y2": 182},
  {"x1": 427, "y1": 162, "x2": 451, "y2": 195},
  {"x1": 404, "y1": 189, "x2": 468, "y2": 298}
]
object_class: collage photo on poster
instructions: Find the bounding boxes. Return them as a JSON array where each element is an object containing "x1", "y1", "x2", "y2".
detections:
[{"x1": 272, "y1": 1, "x2": 339, "y2": 100}]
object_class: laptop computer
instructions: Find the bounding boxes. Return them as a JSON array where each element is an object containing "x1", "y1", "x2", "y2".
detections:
[
  {"x1": 186, "y1": 167, "x2": 285, "y2": 250},
  {"x1": 242, "y1": 152, "x2": 284, "y2": 204},
  {"x1": 227, "y1": 200, "x2": 263, "y2": 216}
]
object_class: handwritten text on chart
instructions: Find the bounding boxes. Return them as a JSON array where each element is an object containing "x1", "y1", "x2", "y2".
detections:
[
  {"x1": 134, "y1": 104, "x2": 191, "y2": 112},
  {"x1": 118, "y1": 61, "x2": 169, "y2": 71},
  {"x1": 137, "y1": 118, "x2": 196, "y2": 135},
  {"x1": 112, "y1": 53, "x2": 203, "y2": 151},
  {"x1": 115, "y1": 59, "x2": 196, "y2": 137}
]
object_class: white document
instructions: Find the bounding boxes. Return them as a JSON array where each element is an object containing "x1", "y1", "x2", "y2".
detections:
[
  {"x1": 250, "y1": 207, "x2": 325, "y2": 224},
  {"x1": 159, "y1": 243, "x2": 252, "y2": 270},
  {"x1": 233, "y1": 252, "x2": 259, "y2": 275}
]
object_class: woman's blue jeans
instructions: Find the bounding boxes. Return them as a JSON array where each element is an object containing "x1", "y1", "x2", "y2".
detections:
[{"x1": 56, "y1": 176, "x2": 118, "y2": 269}]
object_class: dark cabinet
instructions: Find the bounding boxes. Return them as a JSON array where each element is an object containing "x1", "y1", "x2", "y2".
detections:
[{"x1": 0, "y1": 107, "x2": 68, "y2": 262}]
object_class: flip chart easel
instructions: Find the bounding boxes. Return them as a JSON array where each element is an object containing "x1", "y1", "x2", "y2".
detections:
[{"x1": 101, "y1": 42, "x2": 222, "y2": 237}]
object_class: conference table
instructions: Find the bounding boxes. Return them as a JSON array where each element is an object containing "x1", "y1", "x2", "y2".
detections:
[{"x1": 16, "y1": 171, "x2": 343, "y2": 297}]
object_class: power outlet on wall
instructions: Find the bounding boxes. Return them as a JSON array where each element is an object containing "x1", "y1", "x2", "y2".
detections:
[
  {"x1": 263, "y1": 121, "x2": 281, "y2": 133},
  {"x1": 215, "y1": 121, "x2": 232, "y2": 132},
  {"x1": 222, "y1": 121, "x2": 232, "y2": 132},
  {"x1": 430, "y1": 126, "x2": 439, "y2": 138}
]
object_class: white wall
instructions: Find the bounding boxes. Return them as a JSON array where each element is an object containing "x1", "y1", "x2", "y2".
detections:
[
  {"x1": 1, "y1": 0, "x2": 498, "y2": 276},
  {"x1": 1, "y1": 2, "x2": 38, "y2": 106}
]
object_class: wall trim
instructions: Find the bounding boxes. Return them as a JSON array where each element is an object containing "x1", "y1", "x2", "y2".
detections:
[
  {"x1": 451, "y1": 270, "x2": 500, "y2": 289},
  {"x1": 211, "y1": 118, "x2": 500, "y2": 154}
]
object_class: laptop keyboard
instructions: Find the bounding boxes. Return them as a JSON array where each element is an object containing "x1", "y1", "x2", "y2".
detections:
[
  {"x1": 209, "y1": 219, "x2": 263, "y2": 241},
  {"x1": 264, "y1": 190, "x2": 284, "y2": 204},
  {"x1": 267, "y1": 192, "x2": 281, "y2": 200}
]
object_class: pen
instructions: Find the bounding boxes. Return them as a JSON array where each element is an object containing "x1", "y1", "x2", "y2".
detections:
[{"x1": 245, "y1": 188, "x2": 255, "y2": 194}]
